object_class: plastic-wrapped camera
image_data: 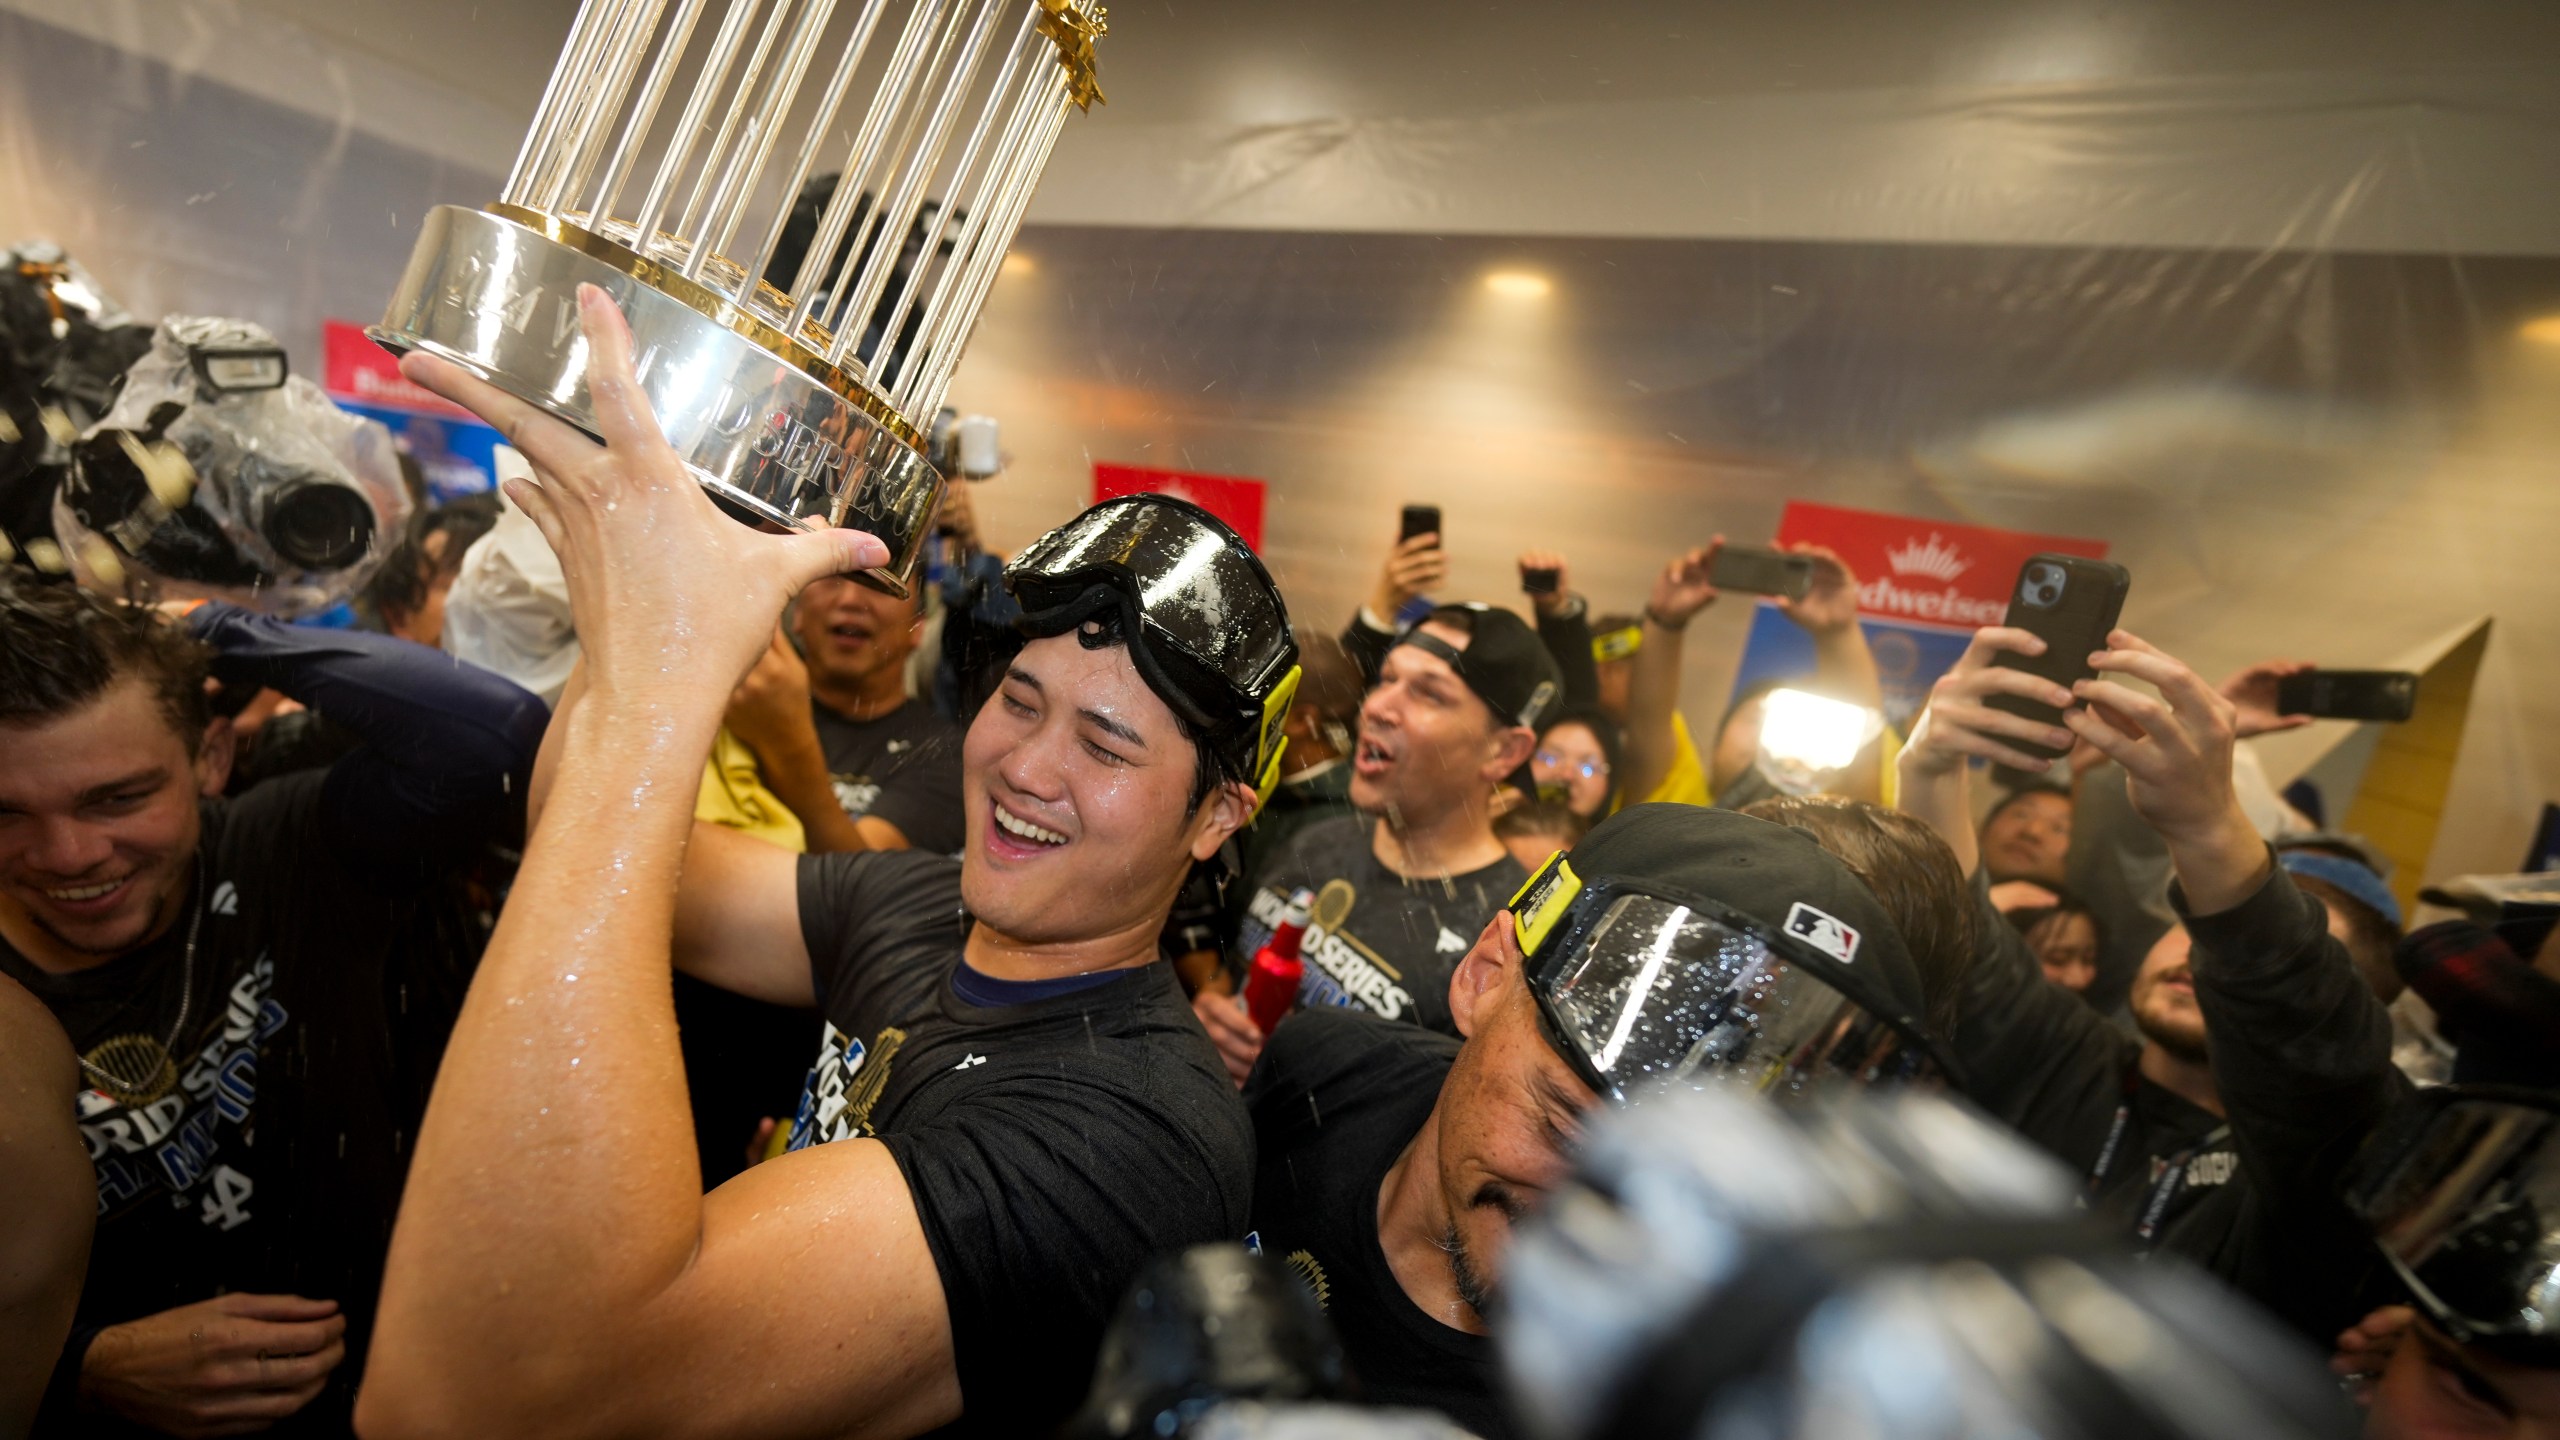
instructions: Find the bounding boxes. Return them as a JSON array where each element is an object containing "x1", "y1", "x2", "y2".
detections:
[{"x1": 2019, "y1": 561, "x2": 2067, "y2": 608}]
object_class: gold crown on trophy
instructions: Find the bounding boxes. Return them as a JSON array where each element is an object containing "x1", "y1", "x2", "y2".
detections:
[{"x1": 372, "y1": 0, "x2": 1108, "y2": 596}]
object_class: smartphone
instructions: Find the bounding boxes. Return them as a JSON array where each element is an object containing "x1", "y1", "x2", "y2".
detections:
[
  {"x1": 2277, "y1": 670, "x2": 2418, "y2": 723},
  {"x1": 1399, "y1": 504, "x2": 1442, "y2": 544},
  {"x1": 1709, "y1": 544, "x2": 1815, "y2": 600},
  {"x1": 1521, "y1": 565, "x2": 1560, "y2": 596},
  {"x1": 1985, "y1": 554, "x2": 2132, "y2": 764}
]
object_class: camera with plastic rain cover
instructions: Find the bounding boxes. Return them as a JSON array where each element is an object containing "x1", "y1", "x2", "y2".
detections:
[
  {"x1": 0, "y1": 242, "x2": 156, "y2": 571},
  {"x1": 53, "y1": 315, "x2": 409, "y2": 616}
]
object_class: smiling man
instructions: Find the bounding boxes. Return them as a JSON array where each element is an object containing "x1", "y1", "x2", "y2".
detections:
[
  {"x1": 0, "y1": 578, "x2": 543, "y2": 1438},
  {"x1": 717, "y1": 572, "x2": 963, "y2": 856},
  {"x1": 1195, "y1": 603, "x2": 1561, "y2": 1083},
  {"x1": 359, "y1": 288, "x2": 1301, "y2": 1440}
]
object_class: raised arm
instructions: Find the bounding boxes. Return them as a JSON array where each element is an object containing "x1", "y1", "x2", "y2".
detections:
[
  {"x1": 360, "y1": 286, "x2": 957, "y2": 1440},
  {"x1": 0, "y1": 976, "x2": 91, "y2": 1438},
  {"x1": 1520, "y1": 550, "x2": 1601, "y2": 706},
  {"x1": 1621, "y1": 543, "x2": 1720, "y2": 804},
  {"x1": 1893, "y1": 633, "x2": 2121, "y2": 1129},
  {"x1": 1768, "y1": 544, "x2": 1887, "y2": 803},
  {"x1": 1341, "y1": 530, "x2": 1446, "y2": 684},
  {"x1": 1893, "y1": 625, "x2": 2079, "y2": 877},
  {"x1": 2067, "y1": 631, "x2": 2399, "y2": 1207},
  {"x1": 188, "y1": 602, "x2": 547, "y2": 868}
]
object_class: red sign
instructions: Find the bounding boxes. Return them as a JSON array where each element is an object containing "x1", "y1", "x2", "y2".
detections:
[
  {"x1": 321, "y1": 319, "x2": 479, "y2": 420},
  {"x1": 1774, "y1": 501, "x2": 2108, "y2": 632},
  {"x1": 1091, "y1": 463, "x2": 1268, "y2": 553}
]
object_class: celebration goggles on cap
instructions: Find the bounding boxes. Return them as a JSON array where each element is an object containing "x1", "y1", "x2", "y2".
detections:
[
  {"x1": 2344, "y1": 1084, "x2": 2560, "y2": 1364},
  {"x1": 1005, "y1": 494, "x2": 1302, "y2": 812},
  {"x1": 1507, "y1": 851, "x2": 1945, "y2": 1103}
]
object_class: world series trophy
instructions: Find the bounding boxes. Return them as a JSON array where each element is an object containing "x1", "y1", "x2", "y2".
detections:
[{"x1": 371, "y1": 0, "x2": 1107, "y2": 595}]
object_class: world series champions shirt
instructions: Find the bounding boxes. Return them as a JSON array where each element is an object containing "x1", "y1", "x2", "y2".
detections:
[
  {"x1": 788, "y1": 849, "x2": 1254, "y2": 1437},
  {"x1": 1230, "y1": 814, "x2": 1528, "y2": 1036},
  {"x1": 1, "y1": 776, "x2": 484, "y2": 1438}
]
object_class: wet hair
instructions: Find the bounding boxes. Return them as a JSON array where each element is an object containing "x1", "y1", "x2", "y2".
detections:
[
  {"x1": 1739, "y1": 795, "x2": 1977, "y2": 1041},
  {"x1": 361, "y1": 491, "x2": 502, "y2": 628},
  {"x1": 1981, "y1": 778, "x2": 2072, "y2": 833},
  {"x1": 0, "y1": 576, "x2": 213, "y2": 748}
]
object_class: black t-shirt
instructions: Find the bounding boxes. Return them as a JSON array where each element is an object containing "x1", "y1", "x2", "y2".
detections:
[
  {"x1": 789, "y1": 850, "x2": 1254, "y2": 1437},
  {"x1": 1232, "y1": 815, "x2": 1527, "y2": 1036},
  {"x1": 810, "y1": 697, "x2": 965, "y2": 854},
  {"x1": 1243, "y1": 1007, "x2": 1502, "y2": 1438},
  {"x1": 0, "y1": 775, "x2": 476, "y2": 1438}
]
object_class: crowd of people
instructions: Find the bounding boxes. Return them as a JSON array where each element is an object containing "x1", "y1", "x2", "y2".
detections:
[{"x1": 3, "y1": 285, "x2": 2556, "y2": 1440}]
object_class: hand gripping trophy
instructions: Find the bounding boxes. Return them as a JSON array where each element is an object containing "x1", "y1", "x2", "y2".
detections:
[{"x1": 371, "y1": 0, "x2": 1106, "y2": 595}]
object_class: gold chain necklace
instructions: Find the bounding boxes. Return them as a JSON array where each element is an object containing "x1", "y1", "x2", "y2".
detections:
[{"x1": 78, "y1": 859, "x2": 203, "y2": 1103}]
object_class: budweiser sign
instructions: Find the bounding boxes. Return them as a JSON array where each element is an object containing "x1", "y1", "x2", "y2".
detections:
[{"x1": 1775, "y1": 502, "x2": 2108, "y2": 631}]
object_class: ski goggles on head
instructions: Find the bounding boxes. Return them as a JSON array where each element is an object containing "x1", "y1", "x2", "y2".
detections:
[
  {"x1": 1005, "y1": 494, "x2": 1301, "y2": 804},
  {"x1": 1508, "y1": 851, "x2": 1944, "y2": 1104},
  {"x1": 2345, "y1": 1085, "x2": 2560, "y2": 1364}
]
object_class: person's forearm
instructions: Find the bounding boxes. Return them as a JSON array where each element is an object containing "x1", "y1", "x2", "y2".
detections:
[
  {"x1": 2161, "y1": 804, "x2": 2274, "y2": 917},
  {"x1": 1809, "y1": 626, "x2": 1883, "y2": 711},
  {"x1": 1894, "y1": 750, "x2": 1979, "y2": 876},
  {"x1": 195, "y1": 603, "x2": 545, "y2": 801},
  {"x1": 1535, "y1": 603, "x2": 1601, "y2": 708},
  {"x1": 368, "y1": 679, "x2": 718, "y2": 1422},
  {"x1": 1621, "y1": 618, "x2": 1684, "y2": 802},
  {"x1": 758, "y1": 738, "x2": 871, "y2": 853}
]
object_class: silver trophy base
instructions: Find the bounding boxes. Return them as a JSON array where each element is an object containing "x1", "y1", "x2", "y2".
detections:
[{"x1": 370, "y1": 204, "x2": 941, "y2": 598}]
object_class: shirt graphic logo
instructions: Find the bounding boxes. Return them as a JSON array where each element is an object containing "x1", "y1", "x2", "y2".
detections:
[
  {"x1": 788, "y1": 1023, "x2": 908, "y2": 1150},
  {"x1": 210, "y1": 881, "x2": 239, "y2": 915},
  {"x1": 885, "y1": 739, "x2": 912, "y2": 755},
  {"x1": 1783, "y1": 903, "x2": 1861, "y2": 964},
  {"x1": 1248, "y1": 883, "x2": 1415, "y2": 1022},
  {"x1": 953, "y1": 1053, "x2": 987, "y2": 1070},
  {"x1": 1435, "y1": 926, "x2": 1468, "y2": 956}
]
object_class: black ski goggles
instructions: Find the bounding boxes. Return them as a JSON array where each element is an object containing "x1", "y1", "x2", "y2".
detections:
[
  {"x1": 2345, "y1": 1085, "x2": 2560, "y2": 1364},
  {"x1": 1508, "y1": 851, "x2": 1944, "y2": 1104},
  {"x1": 1006, "y1": 494, "x2": 1301, "y2": 807}
]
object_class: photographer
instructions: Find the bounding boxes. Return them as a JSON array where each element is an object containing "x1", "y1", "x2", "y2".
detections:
[
  {"x1": 1627, "y1": 539, "x2": 1885, "y2": 809},
  {"x1": 0, "y1": 579, "x2": 544, "y2": 1437},
  {"x1": 1895, "y1": 624, "x2": 2404, "y2": 1340}
]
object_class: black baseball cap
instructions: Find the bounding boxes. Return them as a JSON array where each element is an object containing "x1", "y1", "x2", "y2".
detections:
[
  {"x1": 1391, "y1": 602, "x2": 1564, "y2": 732},
  {"x1": 1511, "y1": 803, "x2": 1942, "y2": 1101}
]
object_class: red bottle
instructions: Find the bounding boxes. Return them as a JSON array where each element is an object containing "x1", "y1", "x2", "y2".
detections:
[{"x1": 1242, "y1": 888, "x2": 1315, "y2": 1035}]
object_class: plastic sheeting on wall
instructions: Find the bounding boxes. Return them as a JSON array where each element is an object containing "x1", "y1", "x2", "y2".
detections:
[{"x1": 4, "y1": 1, "x2": 2557, "y2": 885}]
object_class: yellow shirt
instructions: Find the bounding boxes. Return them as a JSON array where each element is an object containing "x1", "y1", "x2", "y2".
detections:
[
  {"x1": 1639, "y1": 712, "x2": 1713, "y2": 808},
  {"x1": 1639, "y1": 711, "x2": 1902, "y2": 809},
  {"x1": 694, "y1": 728, "x2": 807, "y2": 852}
]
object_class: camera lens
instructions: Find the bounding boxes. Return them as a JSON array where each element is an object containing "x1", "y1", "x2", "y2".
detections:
[{"x1": 260, "y1": 480, "x2": 375, "y2": 570}]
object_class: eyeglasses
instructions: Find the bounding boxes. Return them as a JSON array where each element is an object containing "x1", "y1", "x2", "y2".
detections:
[{"x1": 1537, "y1": 749, "x2": 1610, "y2": 781}]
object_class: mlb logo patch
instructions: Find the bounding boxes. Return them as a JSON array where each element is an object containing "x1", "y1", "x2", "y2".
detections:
[{"x1": 1784, "y1": 903, "x2": 1860, "y2": 964}]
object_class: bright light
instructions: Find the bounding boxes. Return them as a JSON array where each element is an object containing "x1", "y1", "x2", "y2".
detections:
[
  {"x1": 2522, "y1": 314, "x2": 2560, "y2": 345},
  {"x1": 1001, "y1": 252, "x2": 1037, "y2": 278},
  {"x1": 1758, "y1": 688, "x2": 1882, "y2": 776},
  {"x1": 1483, "y1": 270, "x2": 1550, "y2": 299}
]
